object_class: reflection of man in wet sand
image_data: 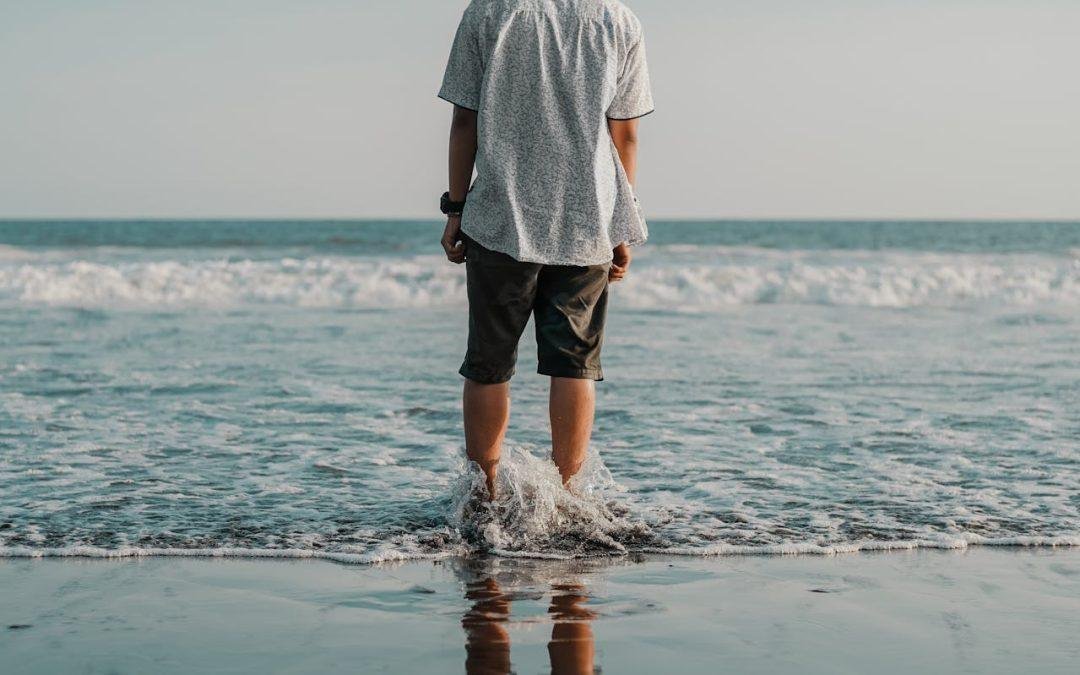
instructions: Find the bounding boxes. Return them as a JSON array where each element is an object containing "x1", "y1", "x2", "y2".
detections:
[
  {"x1": 462, "y1": 575, "x2": 597, "y2": 675},
  {"x1": 462, "y1": 575, "x2": 512, "y2": 674},
  {"x1": 547, "y1": 583, "x2": 598, "y2": 674}
]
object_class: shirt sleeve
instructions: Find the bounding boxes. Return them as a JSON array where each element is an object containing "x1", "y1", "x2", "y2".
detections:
[
  {"x1": 606, "y1": 31, "x2": 655, "y2": 120},
  {"x1": 438, "y1": 7, "x2": 484, "y2": 111}
]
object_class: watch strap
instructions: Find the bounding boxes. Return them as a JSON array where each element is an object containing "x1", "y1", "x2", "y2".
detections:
[{"x1": 441, "y1": 191, "x2": 466, "y2": 216}]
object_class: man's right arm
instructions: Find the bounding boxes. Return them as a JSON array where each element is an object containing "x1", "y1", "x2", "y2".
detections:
[{"x1": 442, "y1": 105, "x2": 479, "y2": 264}]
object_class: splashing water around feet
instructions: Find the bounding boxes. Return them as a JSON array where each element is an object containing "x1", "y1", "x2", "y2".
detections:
[{"x1": 450, "y1": 447, "x2": 657, "y2": 558}]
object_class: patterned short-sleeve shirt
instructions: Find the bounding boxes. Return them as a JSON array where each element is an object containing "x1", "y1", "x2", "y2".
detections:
[{"x1": 439, "y1": 0, "x2": 654, "y2": 266}]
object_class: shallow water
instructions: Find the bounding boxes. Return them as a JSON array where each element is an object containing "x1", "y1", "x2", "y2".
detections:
[{"x1": 1, "y1": 220, "x2": 1078, "y2": 561}]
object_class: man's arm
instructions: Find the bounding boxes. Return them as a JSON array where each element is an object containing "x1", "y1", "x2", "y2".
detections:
[
  {"x1": 607, "y1": 118, "x2": 640, "y2": 282},
  {"x1": 608, "y1": 118, "x2": 639, "y2": 186},
  {"x1": 442, "y1": 105, "x2": 478, "y2": 264}
]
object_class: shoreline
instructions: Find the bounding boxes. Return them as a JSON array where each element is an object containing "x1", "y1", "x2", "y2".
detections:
[{"x1": 2, "y1": 533, "x2": 1079, "y2": 565}]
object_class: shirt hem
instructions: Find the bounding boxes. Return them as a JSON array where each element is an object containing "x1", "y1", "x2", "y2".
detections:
[
  {"x1": 461, "y1": 224, "x2": 646, "y2": 267},
  {"x1": 437, "y1": 92, "x2": 479, "y2": 112}
]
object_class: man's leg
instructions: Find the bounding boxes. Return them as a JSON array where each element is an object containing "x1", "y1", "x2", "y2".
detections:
[
  {"x1": 534, "y1": 262, "x2": 609, "y2": 486},
  {"x1": 463, "y1": 380, "x2": 511, "y2": 498},
  {"x1": 459, "y1": 235, "x2": 540, "y2": 501},
  {"x1": 549, "y1": 378, "x2": 596, "y2": 484}
]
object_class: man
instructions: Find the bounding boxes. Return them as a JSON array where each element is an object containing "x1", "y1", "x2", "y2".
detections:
[{"x1": 438, "y1": 0, "x2": 653, "y2": 499}]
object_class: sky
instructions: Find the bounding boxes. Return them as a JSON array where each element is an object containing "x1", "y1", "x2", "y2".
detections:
[{"x1": 1, "y1": 0, "x2": 1078, "y2": 220}]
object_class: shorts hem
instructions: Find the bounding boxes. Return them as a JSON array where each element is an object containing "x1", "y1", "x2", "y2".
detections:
[
  {"x1": 537, "y1": 365, "x2": 604, "y2": 382},
  {"x1": 459, "y1": 364, "x2": 515, "y2": 385}
]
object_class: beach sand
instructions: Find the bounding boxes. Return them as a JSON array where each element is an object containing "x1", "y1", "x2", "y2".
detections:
[{"x1": 2, "y1": 548, "x2": 1078, "y2": 674}]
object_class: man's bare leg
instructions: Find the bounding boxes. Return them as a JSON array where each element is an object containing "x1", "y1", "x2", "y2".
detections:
[
  {"x1": 463, "y1": 379, "x2": 511, "y2": 499},
  {"x1": 550, "y1": 378, "x2": 596, "y2": 485}
]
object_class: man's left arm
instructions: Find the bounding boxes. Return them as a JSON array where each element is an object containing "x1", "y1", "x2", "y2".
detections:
[{"x1": 607, "y1": 117, "x2": 641, "y2": 282}]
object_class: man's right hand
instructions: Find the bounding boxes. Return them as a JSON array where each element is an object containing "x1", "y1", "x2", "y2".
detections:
[
  {"x1": 442, "y1": 217, "x2": 466, "y2": 264},
  {"x1": 609, "y1": 243, "x2": 631, "y2": 282}
]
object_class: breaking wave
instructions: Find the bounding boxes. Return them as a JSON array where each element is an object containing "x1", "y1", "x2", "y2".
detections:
[
  {"x1": 0, "y1": 250, "x2": 1077, "y2": 310},
  {"x1": 0, "y1": 244, "x2": 36, "y2": 261}
]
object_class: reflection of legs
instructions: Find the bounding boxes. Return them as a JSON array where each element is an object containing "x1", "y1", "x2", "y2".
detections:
[
  {"x1": 548, "y1": 583, "x2": 597, "y2": 675},
  {"x1": 549, "y1": 378, "x2": 595, "y2": 484},
  {"x1": 463, "y1": 576, "x2": 511, "y2": 675},
  {"x1": 464, "y1": 380, "x2": 511, "y2": 499}
]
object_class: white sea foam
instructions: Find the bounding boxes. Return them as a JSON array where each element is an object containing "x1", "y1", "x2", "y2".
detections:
[
  {"x1": 2, "y1": 535, "x2": 1076, "y2": 565},
  {"x1": 0, "y1": 545, "x2": 461, "y2": 565},
  {"x1": 0, "y1": 251, "x2": 1077, "y2": 309},
  {"x1": 651, "y1": 534, "x2": 1080, "y2": 558},
  {"x1": 618, "y1": 255, "x2": 1080, "y2": 309},
  {"x1": 0, "y1": 257, "x2": 466, "y2": 309}
]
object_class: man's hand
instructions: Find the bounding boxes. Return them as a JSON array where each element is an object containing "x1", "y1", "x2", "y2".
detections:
[
  {"x1": 609, "y1": 243, "x2": 631, "y2": 282},
  {"x1": 442, "y1": 216, "x2": 466, "y2": 264}
]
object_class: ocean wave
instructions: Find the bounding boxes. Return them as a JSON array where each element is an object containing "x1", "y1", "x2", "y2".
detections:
[
  {"x1": 0, "y1": 244, "x2": 36, "y2": 261},
  {"x1": 0, "y1": 252, "x2": 1077, "y2": 310},
  {"x1": 0, "y1": 257, "x2": 465, "y2": 309},
  {"x1": 621, "y1": 261, "x2": 1080, "y2": 309}
]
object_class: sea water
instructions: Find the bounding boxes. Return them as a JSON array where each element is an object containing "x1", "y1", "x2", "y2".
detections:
[{"x1": 0, "y1": 220, "x2": 1077, "y2": 562}]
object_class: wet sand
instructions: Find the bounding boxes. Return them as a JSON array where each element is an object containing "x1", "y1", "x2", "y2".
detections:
[{"x1": 1, "y1": 548, "x2": 1078, "y2": 674}]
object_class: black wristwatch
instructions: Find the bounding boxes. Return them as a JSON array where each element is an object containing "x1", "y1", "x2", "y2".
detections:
[{"x1": 440, "y1": 191, "x2": 466, "y2": 217}]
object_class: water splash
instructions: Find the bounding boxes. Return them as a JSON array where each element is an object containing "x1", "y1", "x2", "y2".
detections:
[{"x1": 449, "y1": 446, "x2": 656, "y2": 558}]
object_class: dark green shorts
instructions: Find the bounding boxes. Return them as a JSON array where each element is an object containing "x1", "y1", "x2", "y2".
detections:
[{"x1": 459, "y1": 233, "x2": 611, "y2": 385}]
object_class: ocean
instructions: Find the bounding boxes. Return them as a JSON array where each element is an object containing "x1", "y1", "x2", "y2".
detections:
[{"x1": 1, "y1": 220, "x2": 1077, "y2": 563}]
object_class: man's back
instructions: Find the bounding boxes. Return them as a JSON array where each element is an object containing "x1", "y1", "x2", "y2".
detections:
[{"x1": 439, "y1": 0, "x2": 654, "y2": 265}]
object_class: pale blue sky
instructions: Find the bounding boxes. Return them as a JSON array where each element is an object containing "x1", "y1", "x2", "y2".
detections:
[{"x1": 1, "y1": 0, "x2": 1078, "y2": 219}]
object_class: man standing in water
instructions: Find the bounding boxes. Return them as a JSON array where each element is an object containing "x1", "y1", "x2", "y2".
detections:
[{"x1": 439, "y1": 0, "x2": 653, "y2": 498}]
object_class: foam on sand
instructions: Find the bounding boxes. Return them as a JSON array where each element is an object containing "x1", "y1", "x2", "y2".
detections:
[
  {"x1": 3, "y1": 535, "x2": 1076, "y2": 565},
  {"x1": 0, "y1": 544, "x2": 461, "y2": 565}
]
